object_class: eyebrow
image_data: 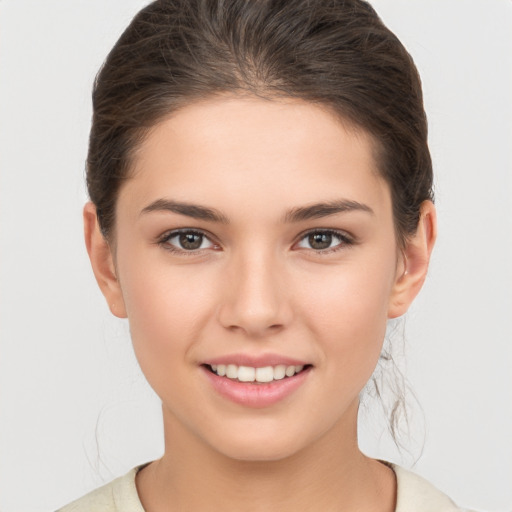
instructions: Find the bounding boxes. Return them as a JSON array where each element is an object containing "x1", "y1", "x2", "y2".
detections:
[
  {"x1": 284, "y1": 199, "x2": 374, "y2": 222},
  {"x1": 140, "y1": 198, "x2": 373, "y2": 224},
  {"x1": 140, "y1": 199, "x2": 229, "y2": 223}
]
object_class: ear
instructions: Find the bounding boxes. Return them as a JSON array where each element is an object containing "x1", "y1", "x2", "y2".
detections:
[
  {"x1": 388, "y1": 200, "x2": 437, "y2": 319},
  {"x1": 83, "y1": 202, "x2": 127, "y2": 318}
]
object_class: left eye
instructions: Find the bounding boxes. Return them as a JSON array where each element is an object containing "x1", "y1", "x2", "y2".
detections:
[
  {"x1": 163, "y1": 231, "x2": 215, "y2": 251},
  {"x1": 296, "y1": 231, "x2": 349, "y2": 251}
]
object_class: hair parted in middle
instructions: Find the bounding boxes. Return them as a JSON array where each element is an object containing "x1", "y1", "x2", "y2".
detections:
[{"x1": 87, "y1": 0, "x2": 433, "y2": 249}]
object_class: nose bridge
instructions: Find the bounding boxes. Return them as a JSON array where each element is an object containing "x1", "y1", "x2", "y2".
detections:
[{"x1": 218, "y1": 243, "x2": 290, "y2": 336}]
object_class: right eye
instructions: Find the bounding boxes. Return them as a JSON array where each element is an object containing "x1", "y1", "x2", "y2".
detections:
[
  {"x1": 159, "y1": 230, "x2": 217, "y2": 252},
  {"x1": 294, "y1": 229, "x2": 353, "y2": 253}
]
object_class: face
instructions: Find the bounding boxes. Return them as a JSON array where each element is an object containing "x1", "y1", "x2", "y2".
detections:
[{"x1": 105, "y1": 97, "x2": 408, "y2": 461}]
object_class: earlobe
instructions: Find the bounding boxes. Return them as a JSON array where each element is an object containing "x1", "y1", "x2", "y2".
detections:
[
  {"x1": 83, "y1": 202, "x2": 127, "y2": 318},
  {"x1": 388, "y1": 200, "x2": 437, "y2": 319}
]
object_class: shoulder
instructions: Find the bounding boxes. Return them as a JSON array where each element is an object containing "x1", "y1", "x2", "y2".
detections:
[
  {"x1": 55, "y1": 466, "x2": 145, "y2": 512},
  {"x1": 392, "y1": 464, "x2": 475, "y2": 512}
]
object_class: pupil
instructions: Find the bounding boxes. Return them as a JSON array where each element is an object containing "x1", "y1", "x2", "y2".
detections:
[
  {"x1": 309, "y1": 233, "x2": 332, "y2": 250},
  {"x1": 179, "y1": 233, "x2": 202, "y2": 250}
]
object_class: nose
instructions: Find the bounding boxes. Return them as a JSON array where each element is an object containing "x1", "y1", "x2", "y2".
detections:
[{"x1": 217, "y1": 250, "x2": 292, "y2": 338}]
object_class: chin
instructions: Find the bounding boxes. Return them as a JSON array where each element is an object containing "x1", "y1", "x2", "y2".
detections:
[
  {"x1": 215, "y1": 439, "x2": 303, "y2": 463},
  {"x1": 202, "y1": 421, "x2": 316, "y2": 463}
]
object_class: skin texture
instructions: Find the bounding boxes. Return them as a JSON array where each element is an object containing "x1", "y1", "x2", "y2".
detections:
[{"x1": 84, "y1": 96, "x2": 436, "y2": 511}]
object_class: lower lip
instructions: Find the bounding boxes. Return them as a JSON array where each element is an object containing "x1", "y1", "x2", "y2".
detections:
[{"x1": 202, "y1": 366, "x2": 311, "y2": 408}]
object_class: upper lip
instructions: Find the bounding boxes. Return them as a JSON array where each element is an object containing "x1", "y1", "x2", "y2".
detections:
[{"x1": 202, "y1": 353, "x2": 310, "y2": 367}]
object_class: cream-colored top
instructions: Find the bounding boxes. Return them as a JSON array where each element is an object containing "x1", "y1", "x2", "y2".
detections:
[{"x1": 56, "y1": 463, "x2": 473, "y2": 512}]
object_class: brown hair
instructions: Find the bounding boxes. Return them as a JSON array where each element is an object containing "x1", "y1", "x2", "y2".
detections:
[{"x1": 88, "y1": 0, "x2": 433, "y2": 247}]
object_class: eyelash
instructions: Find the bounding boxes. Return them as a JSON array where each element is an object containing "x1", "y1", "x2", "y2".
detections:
[
  {"x1": 295, "y1": 229, "x2": 354, "y2": 254},
  {"x1": 157, "y1": 229, "x2": 219, "y2": 255},
  {"x1": 157, "y1": 228, "x2": 354, "y2": 255}
]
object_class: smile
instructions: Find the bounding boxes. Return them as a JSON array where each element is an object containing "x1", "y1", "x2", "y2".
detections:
[
  {"x1": 208, "y1": 364, "x2": 305, "y2": 383},
  {"x1": 202, "y1": 360, "x2": 312, "y2": 408}
]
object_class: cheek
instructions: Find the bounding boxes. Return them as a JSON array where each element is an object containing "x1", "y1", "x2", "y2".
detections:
[
  {"x1": 116, "y1": 249, "x2": 215, "y2": 390},
  {"x1": 298, "y1": 255, "x2": 396, "y2": 383}
]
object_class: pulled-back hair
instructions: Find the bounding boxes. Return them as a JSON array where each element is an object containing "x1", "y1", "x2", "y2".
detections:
[{"x1": 88, "y1": 0, "x2": 433, "y2": 248}]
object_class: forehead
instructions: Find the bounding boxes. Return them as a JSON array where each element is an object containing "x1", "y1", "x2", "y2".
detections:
[{"x1": 121, "y1": 96, "x2": 391, "y2": 220}]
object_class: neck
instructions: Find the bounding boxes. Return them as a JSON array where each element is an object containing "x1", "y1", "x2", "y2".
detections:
[{"x1": 136, "y1": 401, "x2": 396, "y2": 512}]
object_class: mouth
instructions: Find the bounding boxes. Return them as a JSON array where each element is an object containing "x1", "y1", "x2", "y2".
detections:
[
  {"x1": 201, "y1": 356, "x2": 313, "y2": 407},
  {"x1": 204, "y1": 363, "x2": 311, "y2": 383}
]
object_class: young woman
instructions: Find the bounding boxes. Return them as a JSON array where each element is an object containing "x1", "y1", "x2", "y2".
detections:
[{"x1": 56, "y1": 0, "x2": 473, "y2": 510}]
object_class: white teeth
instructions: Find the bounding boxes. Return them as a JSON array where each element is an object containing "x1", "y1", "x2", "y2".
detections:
[
  {"x1": 285, "y1": 365, "x2": 296, "y2": 377},
  {"x1": 273, "y1": 365, "x2": 286, "y2": 380},
  {"x1": 238, "y1": 366, "x2": 256, "y2": 382},
  {"x1": 210, "y1": 363, "x2": 306, "y2": 382},
  {"x1": 226, "y1": 364, "x2": 238, "y2": 379},
  {"x1": 255, "y1": 366, "x2": 274, "y2": 383}
]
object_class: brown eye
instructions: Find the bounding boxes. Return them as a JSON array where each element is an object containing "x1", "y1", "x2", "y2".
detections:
[
  {"x1": 308, "y1": 232, "x2": 332, "y2": 250},
  {"x1": 162, "y1": 230, "x2": 215, "y2": 252},
  {"x1": 179, "y1": 232, "x2": 204, "y2": 250},
  {"x1": 296, "y1": 230, "x2": 352, "y2": 252}
]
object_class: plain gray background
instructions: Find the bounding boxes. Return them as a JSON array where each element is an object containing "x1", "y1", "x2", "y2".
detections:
[{"x1": 0, "y1": 1, "x2": 511, "y2": 511}]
